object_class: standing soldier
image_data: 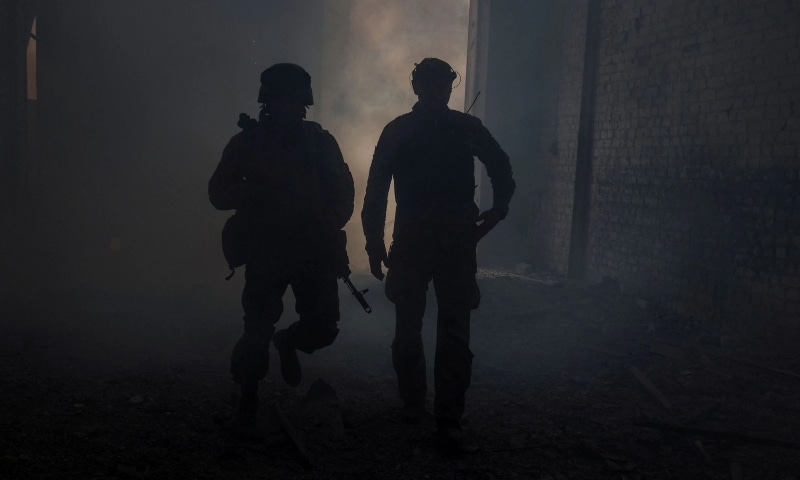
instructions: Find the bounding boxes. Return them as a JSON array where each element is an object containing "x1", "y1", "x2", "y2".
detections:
[
  {"x1": 361, "y1": 58, "x2": 515, "y2": 451},
  {"x1": 209, "y1": 63, "x2": 354, "y2": 430}
]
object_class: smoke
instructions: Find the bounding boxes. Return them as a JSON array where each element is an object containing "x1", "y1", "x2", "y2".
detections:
[
  {"x1": 11, "y1": 0, "x2": 468, "y2": 307},
  {"x1": 315, "y1": 0, "x2": 470, "y2": 271}
]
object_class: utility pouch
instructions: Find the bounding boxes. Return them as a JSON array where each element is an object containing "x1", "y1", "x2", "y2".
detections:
[{"x1": 221, "y1": 212, "x2": 254, "y2": 279}]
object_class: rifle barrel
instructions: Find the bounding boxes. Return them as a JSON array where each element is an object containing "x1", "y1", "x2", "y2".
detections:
[{"x1": 342, "y1": 276, "x2": 372, "y2": 313}]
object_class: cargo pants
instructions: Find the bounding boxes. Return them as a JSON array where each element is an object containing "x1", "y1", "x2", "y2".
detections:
[
  {"x1": 230, "y1": 240, "x2": 340, "y2": 385},
  {"x1": 384, "y1": 223, "x2": 480, "y2": 424}
]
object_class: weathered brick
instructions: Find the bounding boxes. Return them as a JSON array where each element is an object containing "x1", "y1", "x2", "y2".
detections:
[{"x1": 533, "y1": 0, "x2": 800, "y2": 324}]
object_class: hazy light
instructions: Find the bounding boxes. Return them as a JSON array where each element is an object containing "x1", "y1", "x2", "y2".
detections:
[{"x1": 318, "y1": 0, "x2": 470, "y2": 270}]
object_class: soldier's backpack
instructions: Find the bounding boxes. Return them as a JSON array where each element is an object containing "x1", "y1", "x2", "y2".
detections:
[{"x1": 220, "y1": 113, "x2": 332, "y2": 280}]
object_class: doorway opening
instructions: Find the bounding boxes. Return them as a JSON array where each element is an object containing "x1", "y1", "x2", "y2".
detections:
[{"x1": 26, "y1": 17, "x2": 36, "y2": 100}]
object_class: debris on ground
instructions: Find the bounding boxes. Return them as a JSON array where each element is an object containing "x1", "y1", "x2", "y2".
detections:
[{"x1": 1, "y1": 270, "x2": 799, "y2": 478}]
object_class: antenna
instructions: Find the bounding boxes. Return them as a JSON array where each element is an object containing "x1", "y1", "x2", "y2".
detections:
[{"x1": 465, "y1": 91, "x2": 481, "y2": 114}]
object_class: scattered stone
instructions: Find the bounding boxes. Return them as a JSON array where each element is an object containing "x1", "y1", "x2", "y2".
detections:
[
  {"x1": 649, "y1": 343, "x2": 686, "y2": 361},
  {"x1": 720, "y1": 334, "x2": 741, "y2": 348},
  {"x1": 637, "y1": 430, "x2": 663, "y2": 444},
  {"x1": 115, "y1": 463, "x2": 149, "y2": 479},
  {"x1": 514, "y1": 263, "x2": 533, "y2": 275},
  {"x1": 731, "y1": 462, "x2": 743, "y2": 480},
  {"x1": 605, "y1": 458, "x2": 636, "y2": 472}
]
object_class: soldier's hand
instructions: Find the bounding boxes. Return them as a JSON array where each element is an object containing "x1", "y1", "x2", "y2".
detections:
[
  {"x1": 368, "y1": 248, "x2": 388, "y2": 281},
  {"x1": 475, "y1": 208, "x2": 505, "y2": 242}
]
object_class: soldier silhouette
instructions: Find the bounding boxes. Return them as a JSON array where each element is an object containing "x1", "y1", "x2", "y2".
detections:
[
  {"x1": 362, "y1": 58, "x2": 516, "y2": 452},
  {"x1": 209, "y1": 63, "x2": 354, "y2": 431}
]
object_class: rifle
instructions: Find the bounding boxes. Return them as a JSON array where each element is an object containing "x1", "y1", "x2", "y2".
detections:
[
  {"x1": 334, "y1": 230, "x2": 372, "y2": 314},
  {"x1": 341, "y1": 272, "x2": 372, "y2": 314}
]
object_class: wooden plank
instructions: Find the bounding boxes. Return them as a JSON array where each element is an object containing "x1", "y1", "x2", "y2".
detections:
[
  {"x1": 273, "y1": 402, "x2": 313, "y2": 469},
  {"x1": 655, "y1": 341, "x2": 800, "y2": 382},
  {"x1": 634, "y1": 420, "x2": 800, "y2": 450},
  {"x1": 694, "y1": 440, "x2": 712, "y2": 466},
  {"x1": 726, "y1": 356, "x2": 800, "y2": 381},
  {"x1": 630, "y1": 366, "x2": 672, "y2": 409}
]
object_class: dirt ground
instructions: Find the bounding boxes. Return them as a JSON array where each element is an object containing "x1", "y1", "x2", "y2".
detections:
[{"x1": 2, "y1": 270, "x2": 800, "y2": 479}]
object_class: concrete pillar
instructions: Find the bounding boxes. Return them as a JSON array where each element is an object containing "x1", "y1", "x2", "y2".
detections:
[
  {"x1": 0, "y1": 0, "x2": 36, "y2": 304},
  {"x1": 465, "y1": 0, "x2": 569, "y2": 269},
  {"x1": 0, "y1": 0, "x2": 30, "y2": 212}
]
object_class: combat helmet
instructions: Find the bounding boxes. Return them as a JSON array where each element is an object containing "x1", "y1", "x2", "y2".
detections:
[{"x1": 258, "y1": 63, "x2": 314, "y2": 106}]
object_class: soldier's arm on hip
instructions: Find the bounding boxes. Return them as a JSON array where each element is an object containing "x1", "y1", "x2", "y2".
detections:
[{"x1": 470, "y1": 119, "x2": 516, "y2": 217}]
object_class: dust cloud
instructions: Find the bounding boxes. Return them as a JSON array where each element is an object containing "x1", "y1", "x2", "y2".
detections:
[
  {"x1": 316, "y1": 0, "x2": 470, "y2": 271},
  {"x1": 4, "y1": 0, "x2": 470, "y2": 370}
]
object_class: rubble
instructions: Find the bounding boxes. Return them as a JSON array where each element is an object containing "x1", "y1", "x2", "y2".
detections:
[{"x1": 1, "y1": 272, "x2": 799, "y2": 478}]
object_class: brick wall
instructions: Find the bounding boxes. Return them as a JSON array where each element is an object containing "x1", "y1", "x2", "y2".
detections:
[{"x1": 536, "y1": 0, "x2": 800, "y2": 322}]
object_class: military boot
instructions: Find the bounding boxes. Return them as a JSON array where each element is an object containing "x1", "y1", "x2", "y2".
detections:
[
  {"x1": 232, "y1": 382, "x2": 265, "y2": 441},
  {"x1": 273, "y1": 329, "x2": 302, "y2": 387},
  {"x1": 401, "y1": 400, "x2": 428, "y2": 424},
  {"x1": 436, "y1": 418, "x2": 480, "y2": 453},
  {"x1": 236, "y1": 382, "x2": 258, "y2": 426}
]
